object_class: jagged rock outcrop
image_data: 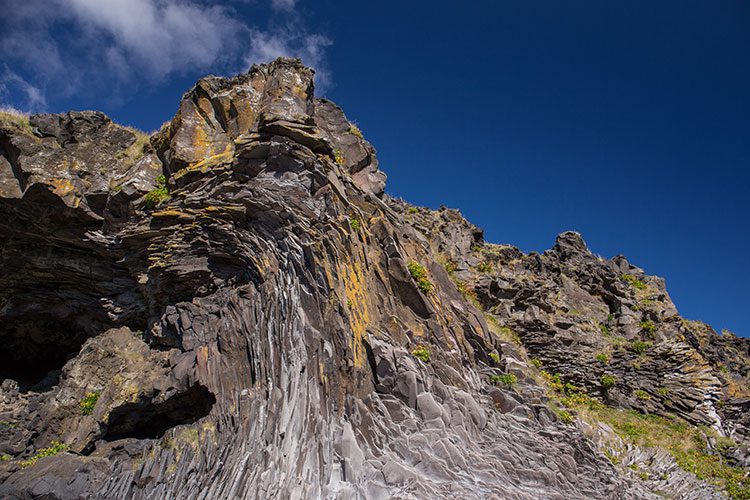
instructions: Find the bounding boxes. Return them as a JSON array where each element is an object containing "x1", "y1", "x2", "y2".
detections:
[{"x1": 0, "y1": 58, "x2": 747, "y2": 499}]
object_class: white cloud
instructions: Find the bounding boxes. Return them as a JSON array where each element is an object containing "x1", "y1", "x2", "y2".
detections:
[
  {"x1": 0, "y1": 0, "x2": 333, "y2": 109},
  {"x1": 0, "y1": 68, "x2": 47, "y2": 112},
  {"x1": 271, "y1": 0, "x2": 297, "y2": 11},
  {"x1": 245, "y1": 16, "x2": 333, "y2": 90}
]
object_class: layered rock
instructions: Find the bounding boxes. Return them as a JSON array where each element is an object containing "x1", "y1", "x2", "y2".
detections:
[{"x1": 0, "y1": 58, "x2": 747, "y2": 499}]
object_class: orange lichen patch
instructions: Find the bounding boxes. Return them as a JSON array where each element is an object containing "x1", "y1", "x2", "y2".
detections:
[
  {"x1": 50, "y1": 178, "x2": 76, "y2": 197},
  {"x1": 342, "y1": 260, "x2": 370, "y2": 369}
]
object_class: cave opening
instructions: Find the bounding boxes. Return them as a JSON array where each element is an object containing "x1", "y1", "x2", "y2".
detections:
[
  {"x1": 0, "y1": 319, "x2": 92, "y2": 391},
  {"x1": 105, "y1": 384, "x2": 216, "y2": 440}
]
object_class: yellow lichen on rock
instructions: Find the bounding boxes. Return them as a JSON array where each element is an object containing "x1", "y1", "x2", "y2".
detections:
[{"x1": 342, "y1": 260, "x2": 370, "y2": 369}]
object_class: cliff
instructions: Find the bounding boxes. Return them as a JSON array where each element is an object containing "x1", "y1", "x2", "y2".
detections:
[{"x1": 0, "y1": 58, "x2": 747, "y2": 499}]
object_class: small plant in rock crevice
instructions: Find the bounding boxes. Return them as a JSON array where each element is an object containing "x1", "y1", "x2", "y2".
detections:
[
  {"x1": 349, "y1": 218, "x2": 361, "y2": 231},
  {"x1": 407, "y1": 261, "x2": 433, "y2": 294},
  {"x1": 411, "y1": 345, "x2": 430, "y2": 363},
  {"x1": 348, "y1": 124, "x2": 363, "y2": 139},
  {"x1": 621, "y1": 274, "x2": 647, "y2": 290},
  {"x1": 488, "y1": 352, "x2": 501, "y2": 364},
  {"x1": 600, "y1": 374, "x2": 617, "y2": 389},
  {"x1": 19, "y1": 441, "x2": 69, "y2": 468},
  {"x1": 333, "y1": 148, "x2": 345, "y2": 165},
  {"x1": 79, "y1": 391, "x2": 100, "y2": 415},
  {"x1": 640, "y1": 321, "x2": 657, "y2": 335},
  {"x1": 490, "y1": 373, "x2": 517, "y2": 387},
  {"x1": 556, "y1": 410, "x2": 573, "y2": 424},
  {"x1": 633, "y1": 389, "x2": 651, "y2": 400},
  {"x1": 144, "y1": 174, "x2": 170, "y2": 208},
  {"x1": 476, "y1": 261, "x2": 492, "y2": 273},
  {"x1": 631, "y1": 340, "x2": 652, "y2": 355}
]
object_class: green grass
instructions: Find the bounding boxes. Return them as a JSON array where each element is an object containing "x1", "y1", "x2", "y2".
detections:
[
  {"x1": 144, "y1": 174, "x2": 170, "y2": 208},
  {"x1": 595, "y1": 353, "x2": 610, "y2": 364},
  {"x1": 411, "y1": 345, "x2": 430, "y2": 363},
  {"x1": 599, "y1": 322, "x2": 612, "y2": 335},
  {"x1": 490, "y1": 373, "x2": 517, "y2": 387},
  {"x1": 407, "y1": 261, "x2": 433, "y2": 294},
  {"x1": 600, "y1": 374, "x2": 617, "y2": 389},
  {"x1": 530, "y1": 358, "x2": 543, "y2": 368},
  {"x1": 407, "y1": 206, "x2": 419, "y2": 214},
  {"x1": 488, "y1": 352, "x2": 501, "y2": 364},
  {"x1": 349, "y1": 218, "x2": 361, "y2": 231},
  {"x1": 584, "y1": 409, "x2": 750, "y2": 499},
  {"x1": 79, "y1": 391, "x2": 100, "y2": 415},
  {"x1": 621, "y1": 274, "x2": 647, "y2": 290},
  {"x1": 19, "y1": 441, "x2": 69, "y2": 468}
]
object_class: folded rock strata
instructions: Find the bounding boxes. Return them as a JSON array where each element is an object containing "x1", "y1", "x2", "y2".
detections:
[{"x1": 0, "y1": 58, "x2": 747, "y2": 500}]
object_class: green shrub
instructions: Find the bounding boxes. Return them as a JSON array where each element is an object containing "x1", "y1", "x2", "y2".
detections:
[
  {"x1": 490, "y1": 373, "x2": 517, "y2": 387},
  {"x1": 599, "y1": 323, "x2": 612, "y2": 335},
  {"x1": 79, "y1": 392, "x2": 100, "y2": 415},
  {"x1": 557, "y1": 410, "x2": 573, "y2": 424},
  {"x1": 488, "y1": 352, "x2": 501, "y2": 364},
  {"x1": 411, "y1": 345, "x2": 430, "y2": 363},
  {"x1": 600, "y1": 374, "x2": 617, "y2": 389},
  {"x1": 407, "y1": 206, "x2": 418, "y2": 214},
  {"x1": 346, "y1": 299, "x2": 353, "y2": 310},
  {"x1": 476, "y1": 261, "x2": 492, "y2": 273},
  {"x1": 657, "y1": 387, "x2": 670, "y2": 397},
  {"x1": 631, "y1": 340, "x2": 652, "y2": 354},
  {"x1": 407, "y1": 261, "x2": 433, "y2": 294},
  {"x1": 530, "y1": 358, "x2": 542, "y2": 368},
  {"x1": 640, "y1": 321, "x2": 656, "y2": 335},
  {"x1": 634, "y1": 389, "x2": 651, "y2": 400},
  {"x1": 349, "y1": 218, "x2": 361, "y2": 231},
  {"x1": 595, "y1": 353, "x2": 610, "y2": 364},
  {"x1": 19, "y1": 441, "x2": 69, "y2": 468},
  {"x1": 144, "y1": 175, "x2": 170, "y2": 208},
  {"x1": 622, "y1": 274, "x2": 647, "y2": 290}
]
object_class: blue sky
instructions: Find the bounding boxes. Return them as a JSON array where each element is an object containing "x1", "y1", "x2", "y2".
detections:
[{"x1": 1, "y1": 1, "x2": 748, "y2": 336}]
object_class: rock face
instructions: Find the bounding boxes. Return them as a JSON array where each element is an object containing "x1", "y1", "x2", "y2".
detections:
[{"x1": 0, "y1": 58, "x2": 747, "y2": 499}]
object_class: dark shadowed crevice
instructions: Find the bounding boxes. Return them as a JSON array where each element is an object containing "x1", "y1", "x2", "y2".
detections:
[
  {"x1": 0, "y1": 320, "x2": 90, "y2": 391},
  {"x1": 105, "y1": 384, "x2": 215, "y2": 441}
]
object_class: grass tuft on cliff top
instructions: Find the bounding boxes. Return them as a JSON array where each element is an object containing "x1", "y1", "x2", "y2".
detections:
[{"x1": 0, "y1": 107, "x2": 33, "y2": 135}]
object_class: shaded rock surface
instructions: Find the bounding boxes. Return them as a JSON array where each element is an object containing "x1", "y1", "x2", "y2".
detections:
[{"x1": 0, "y1": 58, "x2": 747, "y2": 499}]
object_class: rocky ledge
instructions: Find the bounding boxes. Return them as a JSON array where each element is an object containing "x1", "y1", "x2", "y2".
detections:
[{"x1": 0, "y1": 58, "x2": 747, "y2": 499}]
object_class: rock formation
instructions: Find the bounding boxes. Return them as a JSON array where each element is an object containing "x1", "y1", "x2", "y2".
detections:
[{"x1": 0, "y1": 58, "x2": 747, "y2": 499}]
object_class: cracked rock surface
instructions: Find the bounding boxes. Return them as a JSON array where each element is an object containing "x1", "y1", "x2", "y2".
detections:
[{"x1": 0, "y1": 58, "x2": 748, "y2": 499}]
